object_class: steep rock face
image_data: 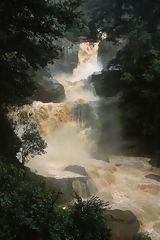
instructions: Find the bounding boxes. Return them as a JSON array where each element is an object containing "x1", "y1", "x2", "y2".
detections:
[
  {"x1": 32, "y1": 39, "x2": 79, "y2": 103},
  {"x1": 106, "y1": 209, "x2": 140, "y2": 240},
  {"x1": 145, "y1": 174, "x2": 160, "y2": 182},
  {"x1": 65, "y1": 165, "x2": 88, "y2": 177},
  {"x1": 33, "y1": 78, "x2": 66, "y2": 103},
  {"x1": 72, "y1": 101, "x2": 98, "y2": 128},
  {"x1": 93, "y1": 40, "x2": 122, "y2": 100},
  {"x1": 45, "y1": 176, "x2": 97, "y2": 203},
  {"x1": 50, "y1": 39, "x2": 79, "y2": 75},
  {"x1": 98, "y1": 40, "x2": 121, "y2": 68},
  {"x1": 90, "y1": 70, "x2": 121, "y2": 98}
]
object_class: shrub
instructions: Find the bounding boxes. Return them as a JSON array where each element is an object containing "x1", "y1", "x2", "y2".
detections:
[
  {"x1": 69, "y1": 194, "x2": 111, "y2": 240},
  {"x1": 0, "y1": 163, "x2": 71, "y2": 240}
]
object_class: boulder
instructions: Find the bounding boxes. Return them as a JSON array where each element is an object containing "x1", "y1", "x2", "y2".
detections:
[
  {"x1": 106, "y1": 209, "x2": 140, "y2": 240},
  {"x1": 34, "y1": 78, "x2": 66, "y2": 103},
  {"x1": 145, "y1": 174, "x2": 160, "y2": 182},
  {"x1": 65, "y1": 165, "x2": 88, "y2": 176},
  {"x1": 98, "y1": 39, "x2": 124, "y2": 68},
  {"x1": 45, "y1": 176, "x2": 97, "y2": 203},
  {"x1": 50, "y1": 39, "x2": 79, "y2": 75}
]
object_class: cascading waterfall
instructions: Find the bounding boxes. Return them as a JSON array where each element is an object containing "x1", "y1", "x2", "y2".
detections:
[
  {"x1": 24, "y1": 42, "x2": 102, "y2": 201},
  {"x1": 16, "y1": 42, "x2": 160, "y2": 239},
  {"x1": 55, "y1": 42, "x2": 101, "y2": 102}
]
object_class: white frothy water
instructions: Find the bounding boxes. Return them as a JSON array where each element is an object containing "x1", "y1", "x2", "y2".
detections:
[
  {"x1": 55, "y1": 42, "x2": 102, "y2": 102},
  {"x1": 24, "y1": 42, "x2": 160, "y2": 239}
]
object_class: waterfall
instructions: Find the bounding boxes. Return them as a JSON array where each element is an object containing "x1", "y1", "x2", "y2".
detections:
[{"x1": 13, "y1": 42, "x2": 160, "y2": 240}]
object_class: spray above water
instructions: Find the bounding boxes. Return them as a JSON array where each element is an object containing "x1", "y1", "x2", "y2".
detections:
[
  {"x1": 72, "y1": 42, "x2": 102, "y2": 81},
  {"x1": 57, "y1": 42, "x2": 102, "y2": 83},
  {"x1": 55, "y1": 42, "x2": 102, "y2": 102}
]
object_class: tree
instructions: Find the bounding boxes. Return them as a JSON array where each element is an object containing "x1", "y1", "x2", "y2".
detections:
[
  {"x1": 10, "y1": 108, "x2": 47, "y2": 165},
  {"x1": 87, "y1": 0, "x2": 160, "y2": 43},
  {"x1": 18, "y1": 122, "x2": 47, "y2": 166}
]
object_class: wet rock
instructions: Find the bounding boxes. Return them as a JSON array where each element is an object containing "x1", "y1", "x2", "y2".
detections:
[
  {"x1": 95, "y1": 154, "x2": 110, "y2": 163},
  {"x1": 98, "y1": 40, "x2": 120, "y2": 68},
  {"x1": 65, "y1": 165, "x2": 88, "y2": 176},
  {"x1": 34, "y1": 78, "x2": 66, "y2": 103},
  {"x1": 102, "y1": 156, "x2": 110, "y2": 163},
  {"x1": 115, "y1": 164, "x2": 122, "y2": 167},
  {"x1": 72, "y1": 102, "x2": 98, "y2": 128},
  {"x1": 145, "y1": 174, "x2": 160, "y2": 182},
  {"x1": 105, "y1": 209, "x2": 140, "y2": 240},
  {"x1": 50, "y1": 39, "x2": 79, "y2": 75},
  {"x1": 45, "y1": 176, "x2": 97, "y2": 203}
]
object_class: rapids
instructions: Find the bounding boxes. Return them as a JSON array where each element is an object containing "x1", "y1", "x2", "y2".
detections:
[{"x1": 24, "y1": 42, "x2": 160, "y2": 239}]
